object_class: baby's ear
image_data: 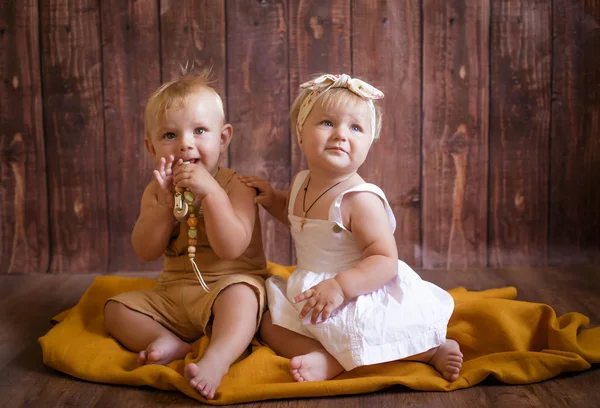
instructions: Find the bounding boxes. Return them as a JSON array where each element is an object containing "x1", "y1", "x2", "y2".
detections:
[
  {"x1": 144, "y1": 137, "x2": 156, "y2": 158},
  {"x1": 220, "y1": 124, "x2": 233, "y2": 152}
]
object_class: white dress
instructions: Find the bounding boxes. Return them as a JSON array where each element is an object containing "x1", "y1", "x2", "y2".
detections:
[{"x1": 266, "y1": 170, "x2": 454, "y2": 371}]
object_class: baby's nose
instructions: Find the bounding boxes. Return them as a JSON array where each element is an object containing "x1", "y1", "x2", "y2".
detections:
[
  {"x1": 334, "y1": 128, "x2": 348, "y2": 141},
  {"x1": 179, "y1": 134, "x2": 195, "y2": 151}
]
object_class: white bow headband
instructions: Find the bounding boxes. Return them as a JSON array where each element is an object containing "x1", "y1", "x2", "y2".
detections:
[{"x1": 296, "y1": 74, "x2": 384, "y2": 143}]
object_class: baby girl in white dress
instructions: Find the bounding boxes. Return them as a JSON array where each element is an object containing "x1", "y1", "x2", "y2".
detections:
[{"x1": 240, "y1": 74, "x2": 463, "y2": 383}]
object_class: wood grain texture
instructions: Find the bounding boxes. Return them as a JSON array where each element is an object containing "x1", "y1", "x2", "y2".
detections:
[
  {"x1": 352, "y1": 1, "x2": 422, "y2": 267},
  {"x1": 226, "y1": 0, "x2": 291, "y2": 265},
  {"x1": 422, "y1": 1, "x2": 490, "y2": 269},
  {"x1": 2, "y1": 1, "x2": 600, "y2": 274},
  {"x1": 159, "y1": 0, "x2": 228, "y2": 166},
  {"x1": 40, "y1": 0, "x2": 108, "y2": 273},
  {"x1": 0, "y1": 267, "x2": 598, "y2": 406},
  {"x1": 288, "y1": 0, "x2": 351, "y2": 264},
  {"x1": 159, "y1": 0, "x2": 226, "y2": 84},
  {"x1": 0, "y1": 0, "x2": 48, "y2": 274},
  {"x1": 100, "y1": 0, "x2": 162, "y2": 273},
  {"x1": 489, "y1": 0, "x2": 551, "y2": 266},
  {"x1": 289, "y1": 0, "x2": 352, "y2": 178},
  {"x1": 550, "y1": 0, "x2": 600, "y2": 265}
]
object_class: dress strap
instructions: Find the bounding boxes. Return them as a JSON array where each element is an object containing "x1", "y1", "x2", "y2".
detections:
[
  {"x1": 288, "y1": 170, "x2": 310, "y2": 214},
  {"x1": 329, "y1": 184, "x2": 397, "y2": 233}
]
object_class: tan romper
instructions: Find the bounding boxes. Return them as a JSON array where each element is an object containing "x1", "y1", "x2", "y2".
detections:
[{"x1": 109, "y1": 168, "x2": 269, "y2": 342}]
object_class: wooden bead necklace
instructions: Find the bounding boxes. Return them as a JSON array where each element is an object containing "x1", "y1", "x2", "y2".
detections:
[{"x1": 173, "y1": 161, "x2": 210, "y2": 292}]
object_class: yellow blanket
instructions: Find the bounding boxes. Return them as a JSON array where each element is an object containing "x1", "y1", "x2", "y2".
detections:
[{"x1": 39, "y1": 263, "x2": 600, "y2": 405}]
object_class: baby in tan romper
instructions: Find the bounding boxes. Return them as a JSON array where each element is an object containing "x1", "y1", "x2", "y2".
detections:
[{"x1": 104, "y1": 69, "x2": 269, "y2": 400}]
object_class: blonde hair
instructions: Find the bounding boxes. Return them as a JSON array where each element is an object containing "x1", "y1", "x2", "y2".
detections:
[
  {"x1": 144, "y1": 67, "x2": 224, "y2": 136},
  {"x1": 289, "y1": 83, "x2": 383, "y2": 141}
]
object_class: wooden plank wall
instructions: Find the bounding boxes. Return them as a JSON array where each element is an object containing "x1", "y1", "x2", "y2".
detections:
[
  {"x1": 1, "y1": 0, "x2": 48, "y2": 273},
  {"x1": 422, "y1": 1, "x2": 489, "y2": 269},
  {"x1": 1, "y1": 0, "x2": 599, "y2": 274}
]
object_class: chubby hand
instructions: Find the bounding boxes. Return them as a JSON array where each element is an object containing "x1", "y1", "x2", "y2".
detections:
[
  {"x1": 172, "y1": 160, "x2": 218, "y2": 200},
  {"x1": 237, "y1": 175, "x2": 276, "y2": 208},
  {"x1": 153, "y1": 155, "x2": 176, "y2": 207},
  {"x1": 294, "y1": 278, "x2": 346, "y2": 324}
]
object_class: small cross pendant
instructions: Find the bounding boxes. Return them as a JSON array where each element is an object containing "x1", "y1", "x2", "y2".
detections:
[{"x1": 300, "y1": 213, "x2": 307, "y2": 231}]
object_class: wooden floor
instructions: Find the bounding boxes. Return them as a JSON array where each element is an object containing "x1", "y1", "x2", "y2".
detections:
[{"x1": 0, "y1": 265, "x2": 599, "y2": 407}]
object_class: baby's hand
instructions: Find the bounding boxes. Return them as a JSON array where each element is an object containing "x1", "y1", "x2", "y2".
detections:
[
  {"x1": 294, "y1": 278, "x2": 346, "y2": 324},
  {"x1": 172, "y1": 160, "x2": 216, "y2": 200},
  {"x1": 237, "y1": 175, "x2": 275, "y2": 208},
  {"x1": 153, "y1": 155, "x2": 176, "y2": 207}
]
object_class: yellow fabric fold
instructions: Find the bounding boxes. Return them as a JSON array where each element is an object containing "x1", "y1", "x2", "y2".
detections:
[{"x1": 39, "y1": 263, "x2": 600, "y2": 405}]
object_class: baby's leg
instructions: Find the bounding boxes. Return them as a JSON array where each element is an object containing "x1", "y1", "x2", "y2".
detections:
[
  {"x1": 184, "y1": 284, "x2": 258, "y2": 400},
  {"x1": 104, "y1": 301, "x2": 191, "y2": 366},
  {"x1": 402, "y1": 339, "x2": 463, "y2": 381},
  {"x1": 260, "y1": 311, "x2": 344, "y2": 382}
]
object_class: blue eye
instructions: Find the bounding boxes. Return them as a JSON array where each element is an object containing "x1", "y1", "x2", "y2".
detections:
[
  {"x1": 194, "y1": 128, "x2": 205, "y2": 135},
  {"x1": 322, "y1": 120, "x2": 333, "y2": 127},
  {"x1": 351, "y1": 125, "x2": 361, "y2": 132},
  {"x1": 164, "y1": 132, "x2": 176, "y2": 140}
]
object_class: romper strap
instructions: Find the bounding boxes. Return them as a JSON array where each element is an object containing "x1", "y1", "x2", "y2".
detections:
[{"x1": 215, "y1": 167, "x2": 235, "y2": 188}]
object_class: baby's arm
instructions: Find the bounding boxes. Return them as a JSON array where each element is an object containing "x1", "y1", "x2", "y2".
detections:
[
  {"x1": 201, "y1": 175, "x2": 258, "y2": 259},
  {"x1": 131, "y1": 181, "x2": 177, "y2": 261},
  {"x1": 295, "y1": 192, "x2": 398, "y2": 323},
  {"x1": 333, "y1": 192, "x2": 398, "y2": 298},
  {"x1": 238, "y1": 175, "x2": 290, "y2": 226}
]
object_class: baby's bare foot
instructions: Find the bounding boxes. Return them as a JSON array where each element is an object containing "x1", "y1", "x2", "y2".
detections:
[
  {"x1": 137, "y1": 336, "x2": 191, "y2": 366},
  {"x1": 289, "y1": 350, "x2": 344, "y2": 382},
  {"x1": 429, "y1": 339, "x2": 463, "y2": 381},
  {"x1": 184, "y1": 354, "x2": 229, "y2": 400}
]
